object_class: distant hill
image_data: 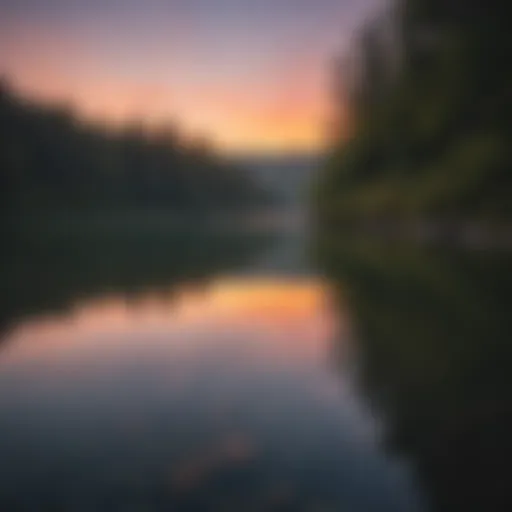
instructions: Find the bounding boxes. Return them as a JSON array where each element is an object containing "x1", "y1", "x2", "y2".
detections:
[{"x1": 231, "y1": 153, "x2": 324, "y2": 208}]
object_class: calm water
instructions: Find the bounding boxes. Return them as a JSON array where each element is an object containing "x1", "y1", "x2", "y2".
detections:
[{"x1": 1, "y1": 229, "x2": 510, "y2": 511}]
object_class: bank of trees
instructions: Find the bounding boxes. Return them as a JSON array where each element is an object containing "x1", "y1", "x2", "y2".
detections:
[
  {"x1": 0, "y1": 81, "x2": 270, "y2": 220},
  {"x1": 316, "y1": 0, "x2": 512, "y2": 224},
  {"x1": 318, "y1": 237, "x2": 512, "y2": 511}
]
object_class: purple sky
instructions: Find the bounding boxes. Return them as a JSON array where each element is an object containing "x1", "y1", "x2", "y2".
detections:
[{"x1": 0, "y1": 0, "x2": 381, "y2": 152}]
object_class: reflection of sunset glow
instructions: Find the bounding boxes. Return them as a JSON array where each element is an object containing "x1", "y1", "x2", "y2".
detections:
[
  {"x1": 206, "y1": 278, "x2": 327, "y2": 314},
  {"x1": 0, "y1": 269, "x2": 416, "y2": 510},
  {"x1": 0, "y1": 278, "x2": 339, "y2": 368}
]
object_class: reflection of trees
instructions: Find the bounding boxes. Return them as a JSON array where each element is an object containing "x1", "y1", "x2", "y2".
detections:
[
  {"x1": 0, "y1": 229, "x2": 273, "y2": 339},
  {"x1": 318, "y1": 236, "x2": 512, "y2": 511}
]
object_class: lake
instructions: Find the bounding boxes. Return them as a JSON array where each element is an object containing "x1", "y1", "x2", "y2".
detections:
[{"x1": 0, "y1": 226, "x2": 510, "y2": 511}]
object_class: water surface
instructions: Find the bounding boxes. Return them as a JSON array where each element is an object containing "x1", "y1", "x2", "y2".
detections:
[{"x1": 0, "y1": 231, "x2": 423, "y2": 511}]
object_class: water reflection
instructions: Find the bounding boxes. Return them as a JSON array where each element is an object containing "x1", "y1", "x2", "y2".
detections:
[
  {"x1": 0, "y1": 229, "x2": 273, "y2": 338},
  {"x1": 317, "y1": 237, "x2": 512, "y2": 512},
  {"x1": 0, "y1": 272, "x2": 422, "y2": 511}
]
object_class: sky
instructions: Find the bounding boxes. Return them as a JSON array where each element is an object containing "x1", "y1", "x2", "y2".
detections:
[{"x1": 0, "y1": 0, "x2": 380, "y2": 153}]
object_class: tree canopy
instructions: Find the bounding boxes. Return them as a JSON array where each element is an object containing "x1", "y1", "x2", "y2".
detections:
[
  {"x1": 0, "y1": 81, "x2": 271, "y2": 221},
  {"x1": 316, "y1": 0, "x2": 512, "y2": 225}
]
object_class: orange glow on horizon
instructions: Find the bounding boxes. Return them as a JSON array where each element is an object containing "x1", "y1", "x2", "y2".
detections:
[
  {"x1": 0, "y1": 19, "x2": 337, "y2": 153},
  {"x1": 3, "y1": 71, "x2": 330, "y2": 153}
]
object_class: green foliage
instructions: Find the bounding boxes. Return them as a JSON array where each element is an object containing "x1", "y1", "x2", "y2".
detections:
[{"x1": 317, "y1": 0, "x2": 512, "y2": 224}]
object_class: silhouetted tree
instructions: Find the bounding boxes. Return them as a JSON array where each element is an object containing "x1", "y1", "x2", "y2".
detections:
[{"x1": 0, "y1": 81, "x2": 271, "y2": 223}]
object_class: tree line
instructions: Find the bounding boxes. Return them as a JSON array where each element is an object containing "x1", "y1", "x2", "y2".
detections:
[
  {"x1": 0, "y1": 80, "x2": 271, "y2": 221},
  {"x1": 316, "y1": 0, "x2": 512, "y2": 225}
]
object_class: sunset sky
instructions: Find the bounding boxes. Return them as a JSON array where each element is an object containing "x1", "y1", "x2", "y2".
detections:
[{"x1": 0, "y1": 0, "x2": 379, "y2": 153}]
